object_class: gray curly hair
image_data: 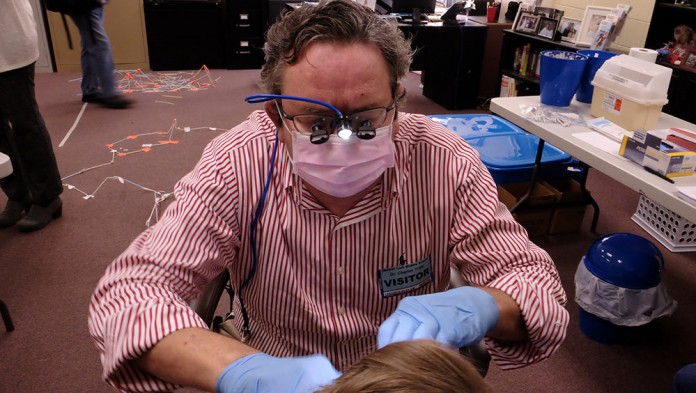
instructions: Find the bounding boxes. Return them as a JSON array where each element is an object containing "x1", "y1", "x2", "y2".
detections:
[{"x1": 260, "y1": 0, "x2": 413, "y2": 97}]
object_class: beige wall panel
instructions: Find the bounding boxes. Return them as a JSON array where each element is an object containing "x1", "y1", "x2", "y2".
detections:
[
  {"x1": 46, "y1": 0, "x2": 149, "y2": 72},
  {"x1": 551, "y1": 0, "x2": 654, "y2": 49}
]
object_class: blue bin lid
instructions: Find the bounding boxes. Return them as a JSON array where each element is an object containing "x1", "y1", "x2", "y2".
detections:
[
  {"x1": 429, "y1": 114, "x2": 524, "y2": 139},
  {"x1": 465, "y1": 133, "x2": 571, "y2": 168},
  {"x1": 583, "y1": 233, "x2": 664, "y2": 290}
]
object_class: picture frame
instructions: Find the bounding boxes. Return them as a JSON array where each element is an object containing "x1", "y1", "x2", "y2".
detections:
[
  {"x1": 534, "y1": 6, "x2": 555, "y2": 18},
  {"x1": 576, "y1": 6, "x2": 612, "y2": 47},
  {"x1": 559, "y1": 17, "x2": 581, "y2": 44},
  {"x1": 536, "y1": 17, "x2": 558, "y2": 40},
  {"x1": 681, "y1": 50, "x2": 696, "y2": 73},
  {"x1": 511, "y1": 2, "x2": 535, "y2": 32},
  {"x1": 514, "y1": 11, "x2": 541, "y2": 34}
]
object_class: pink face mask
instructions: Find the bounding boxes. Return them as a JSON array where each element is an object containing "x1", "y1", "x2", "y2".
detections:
[{"x1": 288, "y1": 124, "x2": 396, "y2": 198}]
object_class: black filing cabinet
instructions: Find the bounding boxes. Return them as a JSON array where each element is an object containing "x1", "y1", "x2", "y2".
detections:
[
  {"x1": 227, "y1": 0, "x2": 266, "y2": 69},
  {"x1": 401, "y1": 22, "x2": 487, "y2": 109},
  {"x1": 143, "y1": 0, "x2": 266, "y2": 71},
  {"x1": 144, "y1": 0, "x2": 228, "y2": 71}
]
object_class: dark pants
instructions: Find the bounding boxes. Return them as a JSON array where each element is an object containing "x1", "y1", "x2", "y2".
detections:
[{"x1": 0, "y1": 63, "x2": 62, "y2": 205}]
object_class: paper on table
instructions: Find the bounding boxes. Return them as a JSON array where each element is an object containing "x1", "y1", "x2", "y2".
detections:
[
  {"x1": 572, "y1": 132, "x2": 627, "y2": 159},
  {"x1": 677, "y1": 186, "x2": 696, "y2": 206}
]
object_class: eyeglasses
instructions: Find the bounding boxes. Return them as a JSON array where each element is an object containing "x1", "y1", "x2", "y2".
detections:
[{"x1": 277, "y1": 99, "x2": 397, "y2": 136}]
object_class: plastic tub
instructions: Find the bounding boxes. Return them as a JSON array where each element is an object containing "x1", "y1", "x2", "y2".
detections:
[
  {"x1": 430, "y1": 114, "x2": 575, "y2": 184},
  {"x1": 465, "y1": 133, "x2": 573, "y2": 184},
  {"x1": 428, "y1": 114, "x2": 524, "y2": 139}
]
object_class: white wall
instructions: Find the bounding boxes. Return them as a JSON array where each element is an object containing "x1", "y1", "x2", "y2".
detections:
[{"x1": 546, "y1": 0, "x2": 656, "y2": 53}]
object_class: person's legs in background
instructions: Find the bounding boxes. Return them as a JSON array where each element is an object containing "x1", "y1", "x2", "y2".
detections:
[
  {"x1": 0, "y1": 63, "x2": 63, "y2": 232},
  {"x1": 69, "y1": 6, "x2": 131, "y2": 109},
  {"x1": 673, "y1": 363, "x2": 696, "y2": 393}
]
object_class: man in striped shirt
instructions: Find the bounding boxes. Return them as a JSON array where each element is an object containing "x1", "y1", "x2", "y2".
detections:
[{"x1": 88, "y1": 1, "x2": 569, "y2": 392}]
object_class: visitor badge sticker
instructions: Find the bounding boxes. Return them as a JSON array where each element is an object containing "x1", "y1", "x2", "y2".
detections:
[{"x1": 378, "y1": 256, "x2": 432, "y2": 298}]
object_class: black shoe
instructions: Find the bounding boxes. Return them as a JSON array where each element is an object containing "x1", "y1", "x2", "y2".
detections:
[
  {"x1": 16, "y1": 197, "x2": 62, "y2": 232},
  {"x1": 82, "y1": 94, "x2": 132, "y2": 109},
  {"x1": 81, "y1": 94, "x2": 100, "y2": 103},
  {"x1": 0, "y1": 198, "x2": 31, "y2": 228},
  {"x1": 98, "y1": 95, "x2": 132, "y2": 109}
]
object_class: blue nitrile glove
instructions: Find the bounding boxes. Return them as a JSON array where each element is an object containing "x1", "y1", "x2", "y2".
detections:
[
  {"x1": 377, "y1": 286, "x2": 500, "y2": 349},
  {"x1": 216, "y1": 353, "x2": 341, "y2": 393}
]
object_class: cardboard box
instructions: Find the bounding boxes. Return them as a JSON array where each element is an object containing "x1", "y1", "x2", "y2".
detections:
[
  {"x1": 643, "y1": 144, "x2": 696, "y2": 177},
  {"x1": 619, "y1": 131, "x2": 696, "y2": 177},
  {"x1": 541, "y1": 178, "x2": 587, "y2": 203},
  {"x1": 548, "y1": 206, "x2": 587, "y2": 234},
  {"x1": 498, "y1": 182, "x2": 555, "y2": 237},
  {"x1": 541, "y1": 178, "x2": 589, "y2": 234}
]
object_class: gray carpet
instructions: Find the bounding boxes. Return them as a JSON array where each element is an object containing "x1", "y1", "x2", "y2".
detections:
[{"x1": 0, "y1": 68, "x2": 694, "y2": 393}]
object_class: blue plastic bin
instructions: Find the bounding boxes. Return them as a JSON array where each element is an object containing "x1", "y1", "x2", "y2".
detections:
[{"x1": 429, "y1": 114, "x2": 574, "y2": 184}]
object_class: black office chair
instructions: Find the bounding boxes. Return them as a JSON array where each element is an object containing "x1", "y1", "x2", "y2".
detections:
[{"x1": 189, "y1": 265, "x2": 491, "y2": 376}]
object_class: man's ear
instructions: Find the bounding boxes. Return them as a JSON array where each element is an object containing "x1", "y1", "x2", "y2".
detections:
[
  {"x1": 264, "y1": 101, "x2": 281, "y2": 126},
  {"x1": 395, "y1": 82, "x2": 406, "y2": 103}
]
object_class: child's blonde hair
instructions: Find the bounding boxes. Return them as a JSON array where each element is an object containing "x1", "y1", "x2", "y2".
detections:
[{"x1": 318, "y1": 340, "x2": 493, "y2": 393}]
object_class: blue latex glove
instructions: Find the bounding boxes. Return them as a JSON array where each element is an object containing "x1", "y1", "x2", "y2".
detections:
[
  {"x1": 216, "y1": 353, "x2": 341, "y2": 393},
  {"x1": 377, "y1": 286, "x2": 500, "y2": 349}
]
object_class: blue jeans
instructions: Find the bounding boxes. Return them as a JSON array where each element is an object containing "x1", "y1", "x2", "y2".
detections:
[
  {"x1": 674, "y1": 364, "x2": 696, "y2": 393},
  {"x1": 69, "y1": 6, "x2": 117, "y2": 97},
  {"x1": 0, "y1": 63, "x2": 63, "y2": 205}
]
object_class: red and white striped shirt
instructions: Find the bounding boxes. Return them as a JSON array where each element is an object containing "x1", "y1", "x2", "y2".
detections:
[{"x1": 88, "y1": 111, "x2": 569, "y2": 392}]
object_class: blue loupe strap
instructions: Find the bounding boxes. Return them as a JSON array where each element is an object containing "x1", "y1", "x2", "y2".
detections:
[
  {"x1": 245, "y1": 94, "x2": 344, "y2": 116},
  {"x1": 245, "y1": 94, "x2": 363, "y2": 144}
]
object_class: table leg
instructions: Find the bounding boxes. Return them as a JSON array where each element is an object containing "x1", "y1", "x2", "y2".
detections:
[{"x1": 511, "y1": 138, "x2": 546, "y2": 212}]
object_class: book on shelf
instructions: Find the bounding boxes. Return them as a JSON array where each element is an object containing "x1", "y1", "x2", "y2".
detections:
[{"x1": 500, "y1": 75, "x2": 517, "y2": 97}]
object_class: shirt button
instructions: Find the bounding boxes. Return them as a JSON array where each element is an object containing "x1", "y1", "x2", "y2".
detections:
[
  {"x1": 337, "y1": 306, "x2": 346, "y2": 315},
  {"x1": 337, "y1": 266, "x2": 344, "y2": 275}
]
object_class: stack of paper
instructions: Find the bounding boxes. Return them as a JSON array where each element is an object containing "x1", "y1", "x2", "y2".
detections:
[{"x1": 677, "y1": 186, "x2": 696, "y2": 206}]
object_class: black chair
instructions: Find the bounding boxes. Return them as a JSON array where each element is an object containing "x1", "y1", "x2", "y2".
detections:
[{"x1": 190, "y1": 265, "x2": 491, "y2": 376}]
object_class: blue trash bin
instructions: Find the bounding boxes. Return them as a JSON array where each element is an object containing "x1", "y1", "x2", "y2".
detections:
[
  {"x1": 575, "y1": 50, "x2": 619, "y2": 104},
  {"x1": 539, "y1": 50, "x2": 588, "y2": 107},
  {"x1": 575, "y1": 233, "x2": 677, "y2": 344}
]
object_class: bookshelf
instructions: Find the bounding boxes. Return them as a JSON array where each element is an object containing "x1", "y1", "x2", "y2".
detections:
[
  {"x1": 499, "y1": 29, "x2": 581, "y2": 96},
  {"x1": 644, "y1": 0, "x2": 696, "y2": 124}
]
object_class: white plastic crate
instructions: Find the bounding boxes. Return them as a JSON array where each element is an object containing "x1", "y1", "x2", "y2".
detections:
[{"x1": 631, "y1": 194, "x2": 696, "y2": 252}]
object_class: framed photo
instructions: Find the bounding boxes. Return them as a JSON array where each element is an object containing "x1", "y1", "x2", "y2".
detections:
[
  {"x1": 514, "y1": 11, "x2": 541, "y2": 34},
  {"x1": 576, "y1": 6, "x2": 612, "y2": 47},
  {"x1": 534, "y1": 6, "x2": 555, "y2": 18},
  {"x1": 536, "y1": 17, "x2": 558, "y2": 40},
  {"x1": 681, "y1": 50, "x2": 696, "y2": 73},
  {"x1": 512, "y1": 2, "x2": 535, "y2": 32},
  {"x1": 559, "y1": 17, "x2": 581, "y2": 44}
]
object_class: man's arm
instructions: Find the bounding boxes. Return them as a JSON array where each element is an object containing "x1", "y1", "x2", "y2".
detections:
[
  {"x1": 135, "y1": 327, "x2": 259, "y2": 392},
  {"x1": 479, "y1": 287, "x2": 528, "y2": 343}
]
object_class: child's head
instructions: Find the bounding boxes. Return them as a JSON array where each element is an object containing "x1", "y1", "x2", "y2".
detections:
[
  {"x1": 674, "y1": 25, "x2": 694, "y2": 45},
  {"x1": 317, "y1": 339, "x2": 493, "y2": 393}
]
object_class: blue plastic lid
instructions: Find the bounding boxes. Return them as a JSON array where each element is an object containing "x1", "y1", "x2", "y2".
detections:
[
  {"x1": 583, "y1": 233, "x2": 664, "y2": 290},
  {"x1": 428, "y1": 114, "x2": 524, "y2": 139},
  {"x1": 464, "y1": 133, "x2": 571, "y2": 168}
]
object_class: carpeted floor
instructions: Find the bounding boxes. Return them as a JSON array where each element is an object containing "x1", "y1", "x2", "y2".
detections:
[{"x1": 0, "y1": 68, "x2": 694, "y2": 393}]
